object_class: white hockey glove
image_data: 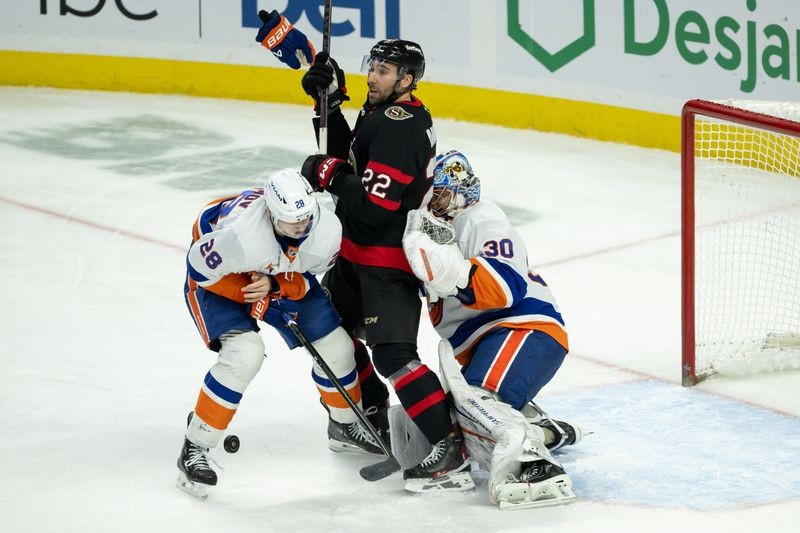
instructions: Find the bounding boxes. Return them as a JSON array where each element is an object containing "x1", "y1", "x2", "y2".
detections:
[{"x1": 403, "y1": 210, "x2": 471, "y2": 297}]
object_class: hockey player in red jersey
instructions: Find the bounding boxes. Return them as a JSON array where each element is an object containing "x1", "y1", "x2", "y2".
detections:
[{"x1": 298, "y1": 41, "x2": 473, "y2": 493}]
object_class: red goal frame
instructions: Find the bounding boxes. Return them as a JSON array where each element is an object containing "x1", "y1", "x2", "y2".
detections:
[{"x1": 681, "y1": 99, "x2": 800, "y2": 386}]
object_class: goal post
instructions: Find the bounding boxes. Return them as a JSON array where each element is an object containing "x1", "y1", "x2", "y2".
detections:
[{"x1": 681, "y1": 99, "x2": 800, "y2": 386}]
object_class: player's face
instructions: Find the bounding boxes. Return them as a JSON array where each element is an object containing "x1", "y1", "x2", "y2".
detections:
[
  {"x1": 276, "y1": 218, "x2": 311, "y2": 239},
  {"x1": 430, "y1": 187, "x2": 452, "y2": 218},
  {"x1": 366, "y1": 60, "x2": 411, "y2": 105}
]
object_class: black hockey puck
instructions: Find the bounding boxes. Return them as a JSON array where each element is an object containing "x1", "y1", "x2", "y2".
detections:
[{"x1": 223, "y1": 434, "x2": 240, "y2": 453}]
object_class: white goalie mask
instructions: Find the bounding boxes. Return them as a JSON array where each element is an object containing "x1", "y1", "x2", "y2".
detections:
[
  {"x1": 431, "y1": 150, "x2": 481, "y2": 220},
  {"x1": 263, "y1": 168, "x2": 319, "y2": 239}
]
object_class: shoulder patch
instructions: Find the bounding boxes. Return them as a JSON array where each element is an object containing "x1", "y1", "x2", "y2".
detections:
[{"x1": 385, "y1": 106, "x2": 414, "y2": 121}]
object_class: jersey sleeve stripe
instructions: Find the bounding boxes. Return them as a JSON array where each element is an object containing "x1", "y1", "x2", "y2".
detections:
[
  {"x1": 366, "y1": 193, "x2": 401, "y2": 211},
  {"x1": 365, "y1": 160, "x2": 414, "y2": 185},
  {"x1": 192, "y1": 198, "x2": 229, "y2": 241},
  {"x1": 273, "y1": 272, "x2": 310, "y2": 300},
  {"x1": 202, "y1": 273, "x2": 251, "y2": 303},
  {"x1": 482, "y1": 257, "x2": 528, "y2": 303},
  {"x1": 464, "y1": 257, "x2": 511, "y2": 309}
]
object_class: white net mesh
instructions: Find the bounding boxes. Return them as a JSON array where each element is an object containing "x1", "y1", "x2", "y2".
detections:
[{"x1": 692, "y1": 100, "x2": 800, "y2": 378}]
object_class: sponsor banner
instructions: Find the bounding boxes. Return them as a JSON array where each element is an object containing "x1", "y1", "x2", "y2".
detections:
[{"x1": 0, "y1": 1, "x2": 797, "y2": 114}]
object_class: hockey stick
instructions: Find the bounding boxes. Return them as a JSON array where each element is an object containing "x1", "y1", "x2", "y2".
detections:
[
  {"x1": 283, "y1": 314, "x2": 401, "y2": 481},
  {"x1": 317, "y1": 0, "x2": 333, "y2": 154}
]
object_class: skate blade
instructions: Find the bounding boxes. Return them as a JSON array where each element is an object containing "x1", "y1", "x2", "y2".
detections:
[
  {"x1": 328, "y1": 439, "x2": 382, "y2": 456},
  {"x1": 495, "y1": 475, "x2": 576, "y2": 510},
  {"x1": 177, "y1": 472, "x2": 209, "y2": 501},
  {"x1": 404, "y1": 470, "x2": 476, "y2": 493}
]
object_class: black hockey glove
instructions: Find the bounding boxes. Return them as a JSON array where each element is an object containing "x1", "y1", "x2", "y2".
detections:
[
  {"x1": 301, "y1": 154, "x2": 352, "y2": 191},
  {"x1": 301, "y1": 52, "x2": 350, "y2": 115}
]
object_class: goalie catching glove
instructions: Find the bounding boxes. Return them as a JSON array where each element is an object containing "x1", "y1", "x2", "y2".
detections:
[{"x1": 403, "y1": 209, "x2": 471, "y2": 298}]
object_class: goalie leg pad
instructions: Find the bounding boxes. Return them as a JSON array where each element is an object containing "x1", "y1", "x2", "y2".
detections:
[{"x1": 438, "y1": 340, "x2": 570, "y2": 505}]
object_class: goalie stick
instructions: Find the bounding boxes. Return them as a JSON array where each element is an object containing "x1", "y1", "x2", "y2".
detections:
[{"x1": 283, "y1": 314, "x2": 401, "y2": 481}]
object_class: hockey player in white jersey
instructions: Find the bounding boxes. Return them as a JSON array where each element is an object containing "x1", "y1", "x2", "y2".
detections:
[
  {"x1": 178, "y1": 168, "x2": 381, "y2": 499},
  {"x1": 401, "y1": 151, "x2": 581, "y2": 508}
]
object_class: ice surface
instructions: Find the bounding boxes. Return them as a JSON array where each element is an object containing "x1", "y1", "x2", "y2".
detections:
[{"x1": 0, "y1": 87, "x2": 798, "y2": 533}]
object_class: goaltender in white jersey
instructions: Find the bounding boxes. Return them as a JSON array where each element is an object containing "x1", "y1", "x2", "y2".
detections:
[{"x1": 401, "y1": 151, "x2": 583, "y2": 509}]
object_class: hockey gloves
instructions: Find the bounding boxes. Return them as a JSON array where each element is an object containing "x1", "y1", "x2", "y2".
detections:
[
  {"x1": 301, "y1": 52, "x2": 350, "y2": 115},
  {"x1": 256, "y1": 10, "x2": 315, "y2": 70},
  {"x1": 301, "y1": 154, "x2": 352, "y2": 191},
  {"x1": 403, "y1": 209, "x2": 472, "y2": 299}
]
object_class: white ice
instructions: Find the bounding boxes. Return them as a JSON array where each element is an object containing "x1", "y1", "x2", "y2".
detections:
[{"x1": 0, "y1": 87, "x2": 798, "y2": 533}]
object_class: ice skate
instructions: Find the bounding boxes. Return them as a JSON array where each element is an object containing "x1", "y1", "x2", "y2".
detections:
[
  {"x1": 364, "y1": 402, "x2": 391, "y2": 448},
  {"x1": 494, "y1": 460, "x2": 575, "y2": 510},
  {"x1": 176, "y1": 438, "x2": 217, "y2": 500},
  {"x1": 328, "y1": 418, "x2": 384, "y2": 456},
  {"x1": 533, "y1": 418, "x2": 584, "y2": 452},
  {"x1": 403, "y1": 433, "x2": 475, "y2": 493},
  {"x1": 522, "y1": 402, "x2": 584, "y2": 452}
]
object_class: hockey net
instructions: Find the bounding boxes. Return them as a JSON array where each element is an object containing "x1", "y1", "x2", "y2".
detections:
[{"x1": 682, "y1": 99, "x2": 800, "y2": 386}]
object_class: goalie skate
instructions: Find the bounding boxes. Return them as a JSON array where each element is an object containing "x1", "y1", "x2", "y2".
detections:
[{"x1": 494, "y1": 461, "x2": 576, "y2": 510}]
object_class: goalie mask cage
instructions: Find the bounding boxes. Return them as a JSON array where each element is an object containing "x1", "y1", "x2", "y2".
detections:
[{"x1": 681, "y1": 99, "x2": 800, "y2": 386}]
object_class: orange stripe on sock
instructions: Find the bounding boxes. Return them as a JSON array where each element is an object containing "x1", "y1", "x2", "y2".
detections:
[
  {"x1": 318, "y1": 384, "x2": 362, "y2": 409},
  {"x1": 483, "y1": 330, "x2": 528, "y2": 392},
  {"x1": 194, "y1": 389, "x2": 236, "y2": 430}
]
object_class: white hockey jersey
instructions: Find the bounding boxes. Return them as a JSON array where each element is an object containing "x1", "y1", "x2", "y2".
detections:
[
  {"x1": 429, "y1": 200, "x2": 568, "y2": 364},
  {"x1": 186, "y1": 188, "x2": 340, "y2": 302}
]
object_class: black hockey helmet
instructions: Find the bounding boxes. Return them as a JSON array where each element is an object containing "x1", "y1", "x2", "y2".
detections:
[{"x1": 364, "y1": 39, "x2": 425, "y2": 89}]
